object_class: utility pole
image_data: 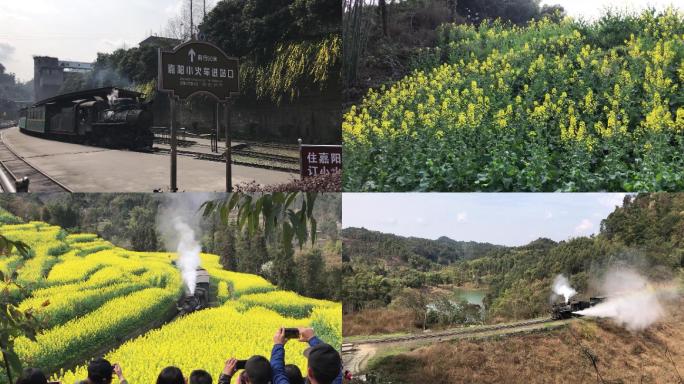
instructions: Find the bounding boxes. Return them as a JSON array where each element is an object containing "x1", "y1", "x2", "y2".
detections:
[
  {"x1": 190, "y1": 0, "x2": 194, "y2": 39},
  {"x1": 204, "y1": 0, "x2": 206, "y2": 20}
]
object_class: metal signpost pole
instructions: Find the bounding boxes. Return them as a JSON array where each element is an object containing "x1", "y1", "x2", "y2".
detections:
[
  {"x1": 224, "y1": 102, "x2": 232, "y2": 192},
  {"x1": 215, "y1": 102, "x2": 220, "y2": 153},
  {"x1": 298, "y1": 138, "x2": 303, "y2": 180},
  {"x1": 170, "y1": 97, "x2": 178, "y2": 192}
]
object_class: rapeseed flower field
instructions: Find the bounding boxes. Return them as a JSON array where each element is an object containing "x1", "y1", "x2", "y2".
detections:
[
  {"x1": 0, "y1": 211, "x2": 341, "y2": 384},
  {"x1": 344, "y1": 9, "x2": 684, "y2": 191}
]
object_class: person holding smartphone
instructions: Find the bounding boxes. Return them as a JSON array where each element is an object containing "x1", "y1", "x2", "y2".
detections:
[
  {"x1": 218, "y1": 356, "x2": 271, "y2": 384},
  {"x1": 271, "y1": 327, "x2": 342, "y2": 384}
]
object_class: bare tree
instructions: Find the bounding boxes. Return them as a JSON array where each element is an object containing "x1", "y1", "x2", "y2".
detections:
[
  {"x1": 447, "y1": 0, "x2": 458, "y2": 22},
  {"x1": 378, "y1": 0, "x2": 388, "y2": 36},
  {"x1": 163, "y1": 0, "x2": 218, "y2": 40}
]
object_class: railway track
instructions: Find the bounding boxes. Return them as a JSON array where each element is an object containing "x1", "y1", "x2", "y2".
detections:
[
  {"x1": 342, "y1": 317, "x2": 564, "y2": 375},
  {"x1": 346, "y1": 317, "x2": 555, "y2": 346},
  {"x1": 153, "y1": 136, "x2": 299, "y2": 167},
  {"x1": 0, "y1": 131, "x2": 72, "y2": 193}
]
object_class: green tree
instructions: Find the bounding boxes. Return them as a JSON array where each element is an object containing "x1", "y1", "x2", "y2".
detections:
[
  {"x1": 298, "y1": 249, "x2": 325, "y2": 298},
  {"x1": 128, "y1": 206, "x2": 158, "y2": 251},
  {"x1": 47, "y1": 203, "x2": 79, "y2": 231},
  {"x1": 273, "y1": 246, "x2": 297, "y2": 291},
  {"x1": 214, "y1": 222, "x2": 238, "y2": 270}
]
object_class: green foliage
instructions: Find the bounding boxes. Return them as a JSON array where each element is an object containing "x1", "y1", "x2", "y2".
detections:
[
  {"x1": 202, "y1": 0, "x2": 341, "y2": 102},
  {"x1": 245, "y1": 35, "x2": 341, "y2": 104},
  {"x1": 0, "y1": 213, "x2": 37, "y2": 383}
]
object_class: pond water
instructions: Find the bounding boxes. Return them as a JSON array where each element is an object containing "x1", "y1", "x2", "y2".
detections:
[{"x1": 452, "y1": 287, "x2": 487, "y2": 308}]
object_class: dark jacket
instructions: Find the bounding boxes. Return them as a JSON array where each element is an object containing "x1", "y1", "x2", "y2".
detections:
[{"x1": 271, "y1": 337, "x2": 342, "y2": 384}]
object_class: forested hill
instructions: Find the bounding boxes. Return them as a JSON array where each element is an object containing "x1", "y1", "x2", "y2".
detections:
[
  {"x1": 342, "y1": 227, "x2": 503, "y2": 268},
  {"x1": 453, "y1": 193, "x2": 684, "y2": 320}
]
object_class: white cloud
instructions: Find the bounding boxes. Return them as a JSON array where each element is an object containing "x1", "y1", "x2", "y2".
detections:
[
  {"x1": 0, "y1": 43, "x2": 15, "y2": 62},
  {"x1": 456, "y1": 212, "x2": 468, "y2": 223},
  {"x1": 574, "y1": 219, "x2": 594, "y2": 233},
  {"x1": 416, "y1": 217, "x2": 426, "y2": 224},
  {"x1": 598, "y1": 193, "x2": 626, "y2": 209}
]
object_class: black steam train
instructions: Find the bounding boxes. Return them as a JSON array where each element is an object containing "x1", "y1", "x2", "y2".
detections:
[
  {"x1": 18, "y1": 87, "x2": 153, "y2": 150},
  {"x1": 178, "y1": 268, "x2": 212, "y2": 315},
  {"x1": 551, "y1": 297, "x2": 605, "y2": 320}
]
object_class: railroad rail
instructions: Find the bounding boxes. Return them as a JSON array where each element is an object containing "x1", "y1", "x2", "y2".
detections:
[
  {"x1": 346, "y1": 317, "x2": 555, "y2": 346},
  {"x1": 0, "y1": 131, "x2": 72, "y2": 193}
]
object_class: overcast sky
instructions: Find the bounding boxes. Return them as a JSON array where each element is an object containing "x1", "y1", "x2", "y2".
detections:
[
  {"x1": 0, "y1": 0, "x2": 217, "y2": 81},
  {"x1": 541, "y1": 0, "x2": 684, "y2": 20},
  {"x1": 343, "y1": 193, "x2": 629, "y2": 247}
]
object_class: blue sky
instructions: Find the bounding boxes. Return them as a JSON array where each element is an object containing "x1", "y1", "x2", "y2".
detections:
[
  {"x1": 0, "y1": 0, "x2": 217, "y2": 81},
  {"x1": 343, "y1": 193, "x2": 629, "y2": 246}
]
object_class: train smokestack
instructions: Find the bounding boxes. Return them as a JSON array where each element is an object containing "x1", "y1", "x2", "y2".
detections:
[{"x1": 552, "y1": 274, "x2": 576, "y2": 304}]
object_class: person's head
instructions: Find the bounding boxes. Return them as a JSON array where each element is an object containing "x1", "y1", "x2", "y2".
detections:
[
  {"x1": 243, "y1": 356, "x2": 271, "y2": 384},
  {"x1": 87, "y1": 358, "x2": 114, "y2": 384},
  {"x1": 284, "y1": 365, "x2": 304, "y2": 384},
  {"x1": 156, "y1": 366, "x2": 185, "y2": 384},
  {"x1": 306, "y1": 344, "x2": 342, "y2": 384},
  {"x1": 189, "y1": 370, "x2": 212, "y2": 384},
  {"x1": 16, "y1": 368, "x2": 48, "y2": 384}
]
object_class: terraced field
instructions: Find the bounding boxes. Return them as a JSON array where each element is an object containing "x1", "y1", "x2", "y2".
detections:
[{"x1": 0, "y1": 211, "x2": 341, "y2": 383}]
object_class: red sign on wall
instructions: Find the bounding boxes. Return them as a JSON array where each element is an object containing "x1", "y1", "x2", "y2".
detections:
[{"x1": 300, "y1": 144, "x2": 342, "y2": 179}]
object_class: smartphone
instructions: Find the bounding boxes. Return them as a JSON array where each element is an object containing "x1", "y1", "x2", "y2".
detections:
[
  {"x1": 236, "y1": 360, "x2": 247, "y2": 370},
  {"x1": 284, "y1": 328, "x2": 300, "y2": 339}
]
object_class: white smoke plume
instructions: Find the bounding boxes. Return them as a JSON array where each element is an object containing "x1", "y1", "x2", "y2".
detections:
[
  {"x1": 552, "y1": 274, "x2": 577, "y2": 303},
  {"x1": 574, "y1": 269, "x2": 665, "y2": 332},
  {"x1": 174, "y1": 218, "x2": 201, "y2": 294},
  {"x1": 157, "y1": 193, "x2": 220, "y2": 294},
  {"x1": 107, "y1": 88, "x2": 119, "y2": 106}
]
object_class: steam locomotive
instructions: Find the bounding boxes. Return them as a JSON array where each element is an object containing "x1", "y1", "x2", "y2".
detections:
[
  {"x1": 18, "y1": 87, "x2": 154, "y2": 150},
  {"x1": 178, "y1": 268, "x2": 212, "y2": 315},
  {"x1": 551, "y1": 297, "x2": 605, "y2": 320}
]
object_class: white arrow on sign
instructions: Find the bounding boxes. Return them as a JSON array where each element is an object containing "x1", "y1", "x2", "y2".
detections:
[{"x1": 188, "y1": 48, "x2": 196, "y2": 63}]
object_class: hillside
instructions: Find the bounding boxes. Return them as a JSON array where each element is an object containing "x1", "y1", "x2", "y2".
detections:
[
  {"x1": 0, "y1": 210, "x2": 341, "y2": 383},
  {"x1": 342, "y1": 227, "x2": 503, "y2": 267},
  {"x1": 363, "y1": 296, "x2": 684, "y2": 384}
]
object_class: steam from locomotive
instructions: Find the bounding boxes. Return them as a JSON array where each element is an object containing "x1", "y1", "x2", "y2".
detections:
[
  {"x1": 550, "y1": 268, "x2": 675, "y2": 331},
  {"x1": 552, "y1": 275, "x2": 576, "y2": 303},
  {"x1": 574, "y1": 269, "x2": 665, "y2": 331},
  {"x1": 174, "y1": 218, "x2": 202, "y2": 294}
]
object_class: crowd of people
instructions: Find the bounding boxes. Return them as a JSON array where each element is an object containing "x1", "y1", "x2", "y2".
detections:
[{"x1": 14, "y1": 328, "x2": 343, "y2": 384}]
